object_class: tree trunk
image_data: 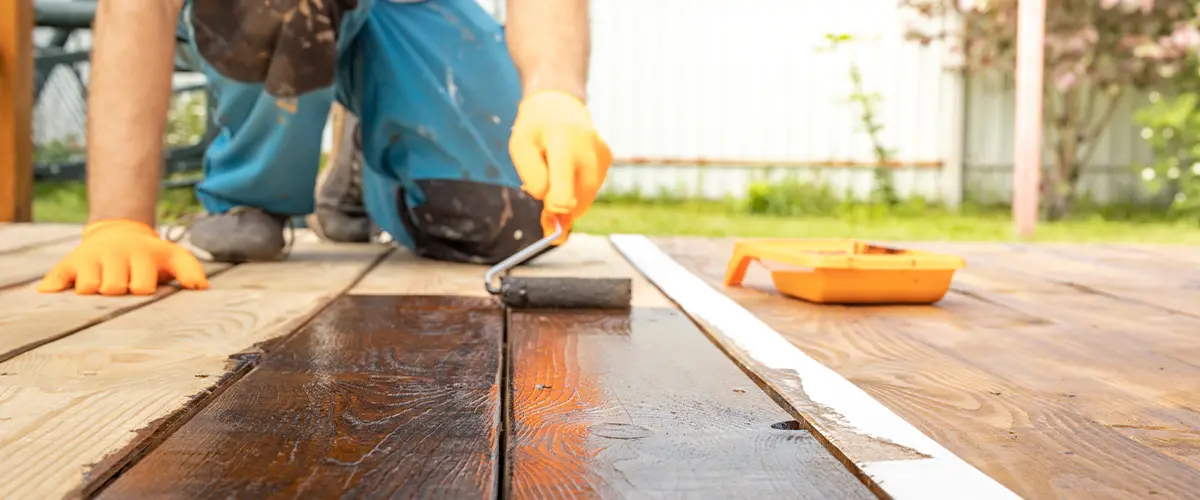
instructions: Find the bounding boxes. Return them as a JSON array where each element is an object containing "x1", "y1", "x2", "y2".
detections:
[{"x1": 1044, "y1": 90, "x2": 1082, "y2": 221}]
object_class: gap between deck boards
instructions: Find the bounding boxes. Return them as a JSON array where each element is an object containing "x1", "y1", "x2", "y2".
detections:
[
  {"x1": 81, "y1": 261, "x2": 878, "y2": 499},
  {"x1": 6, "y1": 228, "x2": 1009, "y2": 499},
  {"x1": 85, "y1": 300, "x2": 878, "y2": 500},
  {"x1": 0, "y1": 264, "x2": 237, "y2": 365}
]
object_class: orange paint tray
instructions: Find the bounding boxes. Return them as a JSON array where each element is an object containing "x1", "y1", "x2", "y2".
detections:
[{"x1": 723, "y1": 239, "x2": 965, "y2": 304}]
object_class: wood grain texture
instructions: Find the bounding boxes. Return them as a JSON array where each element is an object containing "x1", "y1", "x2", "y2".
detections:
[
  {"x1": 507, "y1": 235, "x2": 873, "y2": 499},
  {"x1": 958, "y1": 243, "x2": 1200, "y2": 319},
  {"x1": 0, "y1": 238, "x2": 79, "y2": 288},
  {"x1": 652, "y1": 236, "x2": 1200, "y2": 500},
  {"x1": 0, "y1": 0, "x2": 34, "y2": 222},
  {"x1": 0, "y1": 260, "x2": 230, "y2": 364},
  {"x1": 350, "y1": 246, "x2": 491, "y2": 297},
  {"x1": 0, "y1": 223, "x2": 80, "y2": 253},
  {"x1": 0, "y1": 238, "x2": 387, "y2": 499},
  {"x1": 98, "y1": 295, "x2": 503, "y2": 499}
]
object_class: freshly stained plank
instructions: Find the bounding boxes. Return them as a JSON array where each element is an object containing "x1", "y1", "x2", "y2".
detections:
[
  {"x1": 99, "y1": 294, "x2": 504, "y2": 499},
  {"x1": 637, "y1": 236, "x2": 1200, "y2": 499},
  {"x1": 911, "y1": 241, "x2": 1198, "y2": 292},
  {"x1": 0, "y1": 233, "x2": 387, "y2": 499},
  {"x1": 967, "y1": 243, "x2": 1200, "y2": 318},
  {"x1": 507, "y1": 235, "x2": 874, "y2": 499},
  {"x1": 0, "y1": 223, "x2": 80, "y2": 253},
  {"x1": 0, "y1": 260, "x2": 230, "y2": 363},
  {"x1": 919, "y1": 242, "x2": 1200, "y2": 368},
  {"x1": 914, "y1": 242, "x2": 1200, "y2": 473},
  {"x1": 961, "y1": 242, "x2": 1193, "y2": 288}
]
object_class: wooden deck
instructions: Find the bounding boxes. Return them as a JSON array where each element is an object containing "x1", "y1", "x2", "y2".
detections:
[{"x1": 0, "y1": 223, "x2": 1197, "y2": 499}]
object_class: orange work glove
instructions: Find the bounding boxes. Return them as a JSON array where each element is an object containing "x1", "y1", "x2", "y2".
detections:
[
  {"x1": 509, "y1": 91, "x2": 613, "y2": 244},
  {"x1": 37, "y1": 219, "x2": 209, "y2": 296}
]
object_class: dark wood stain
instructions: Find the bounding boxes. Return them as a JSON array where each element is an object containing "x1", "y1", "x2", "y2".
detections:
[
  {"x1": 653, "y1": 236, "x2": 1200, "y2": 500},
  {"x1": 507, "y1": 307, "x2": 874, "y2": 499},
  {"x1": 96, "y1": 295, "x2": 503, "y2": 500}
]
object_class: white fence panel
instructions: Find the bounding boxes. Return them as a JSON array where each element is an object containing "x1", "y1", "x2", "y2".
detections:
[
  {"x1": 962, "y1": 75, "x2": 1157, "y2": 205},
  {"x1": 587, "y1": 0, "x2": 953, "y2": 201}
]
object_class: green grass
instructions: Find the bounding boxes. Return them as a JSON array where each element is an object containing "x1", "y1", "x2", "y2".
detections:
[
  {"x1": 579, "y1": 202, "x2": 1200, "y2": 243},
  {"x1": 33, "y1": 181, "x2": 203, "y2": 224},
  {"x1": 31, "y1": 181, "x2": 1200, "y2": 243}
]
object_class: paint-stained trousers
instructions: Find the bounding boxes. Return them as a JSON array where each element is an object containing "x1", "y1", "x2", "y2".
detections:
[{"x1": 176, "y1": 0, "x2": 545, "y2": 263}]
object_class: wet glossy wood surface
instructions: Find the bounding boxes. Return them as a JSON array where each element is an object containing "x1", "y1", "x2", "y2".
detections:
[
  {"x1": 506, "y1": 307, "x2": 875, "y2": 499},
  {"x1": 97, "y1": 295, "x2": 503, "y2": 499}
]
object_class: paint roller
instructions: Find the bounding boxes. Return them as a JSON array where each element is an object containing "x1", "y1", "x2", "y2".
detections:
[{"x1": 483, "y1": 220, "x2": 632, "y2": 309}]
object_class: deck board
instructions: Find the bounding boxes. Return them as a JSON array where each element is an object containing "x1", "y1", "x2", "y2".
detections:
[
  {"x1": 649, "y1": 236, "x2": 1200, "y2": 500},
  {"x1": 506, "y1": 237, "x2": 874, "y2": 498},
  {"x1": 98, "y1": 295, "x2": 504, "y2": 499},
  {"x1": 0, "y1": 260, "x2": 230, "y2": 364},
  {"x1": 96, "y1": 243, "x2": 504, "y2": 496},
  {"x1": 0, "y1": 224, "x2": 231, "y2": 362},
  {"x1": 0, "y1": 233, "x2": 388, "y2": 499},
  {"x1": 0, "y1": 223, "x2": 79, "y2": 253},
  {"x1": 15, "y1": 223, "x2": 1198, "y2": 498},
  {"x1": 0, "y1": 238, "x2": 78, "y2": 288},
  {"x1": 943, "y1": 243, "x2": 1200, "y2": 318}
]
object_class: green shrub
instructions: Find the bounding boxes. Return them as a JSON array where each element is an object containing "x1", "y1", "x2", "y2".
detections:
[{"x1": 1134, "y1": 91, "x2": 1200, "y2": 218}]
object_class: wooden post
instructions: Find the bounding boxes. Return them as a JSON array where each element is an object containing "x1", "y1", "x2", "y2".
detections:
[
  {"x1": 1012, "y1": 0, "x2": 1045, "y2": 238},
  {"x1": 0, "y1": 0, "x2": 34, "y2": 222}
]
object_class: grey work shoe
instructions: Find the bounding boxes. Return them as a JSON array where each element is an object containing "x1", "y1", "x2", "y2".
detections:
[
  {"x1": 307, "y1": 116, "x2": 375, "y2": 243},
  {"x1": 171, "y1": 206, "x2": 293, "y2": 263}
]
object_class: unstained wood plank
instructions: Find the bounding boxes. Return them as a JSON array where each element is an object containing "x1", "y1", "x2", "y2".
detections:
[
  {"x1": 0, "y1": 238, "x2": 79, "y2": 288},
  {"x1": 0, "y1": 260, "x2": 230, "y2": 364},
  {"x1": 350, "y1": 247, "x2": 491, "y2": 298},
  {"x1": 0, "y1": 235, "x2": 387, "y2": 499},
  {"x1": 506, "y1": 235, "x2": 874, "y2": 499},
  {"x1": 0, "y1": 226, "x2": 244, "y2": 362},
  {"x1": 98, "y1": 294, "x2": 504, "y2": 499},
  {"x1": 649, "y1": 236, "x2": 1200, "y2": 500},
  {"x1": 0, "y1": 223, "x2": 80, "y2": 253}
]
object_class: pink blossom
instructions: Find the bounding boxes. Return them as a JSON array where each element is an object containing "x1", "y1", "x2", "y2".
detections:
[{"x1": 1169, "y1": 24, "x2": 1200, "y2": 50}]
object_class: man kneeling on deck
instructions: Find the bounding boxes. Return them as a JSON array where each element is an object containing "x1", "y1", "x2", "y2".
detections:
[{"x1": 37, "y1": 0, "x2": 612, "y2": 296}]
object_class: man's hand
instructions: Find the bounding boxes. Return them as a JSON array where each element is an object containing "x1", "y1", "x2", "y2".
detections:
[
  {"x1": 505, "y1": 0, "x2": 607, "y2": 243},
  {"x1": 40, "y1": 0, "x2": 186, "y2": 296},
  {"x1": 509, "y1": 91, "x2": 612, "y2": 243},
  {"x1": 38, "y1": 220, "x2": 209, "y2": 296}
]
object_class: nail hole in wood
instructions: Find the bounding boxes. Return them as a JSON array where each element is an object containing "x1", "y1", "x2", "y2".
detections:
[{"x1": 771, "y1": 420, "x2": 804, "y2": 430}]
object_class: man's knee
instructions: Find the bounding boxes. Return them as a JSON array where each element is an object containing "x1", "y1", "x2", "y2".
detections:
[{"x1": 397, "y1": 179, "x2": 549, "y2": 265}]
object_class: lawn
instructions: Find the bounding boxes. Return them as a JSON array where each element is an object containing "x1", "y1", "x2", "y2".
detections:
[
  {"x1": 576, "y1": 202, "x2": 1200, "y2": 244},
  {"x1": 30, "y1": 181, "x2": 1200, "y2": 244}
]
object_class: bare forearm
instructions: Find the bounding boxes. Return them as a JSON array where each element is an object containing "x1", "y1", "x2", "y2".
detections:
[
  {"x1": 86, "y1": 0, "x2": 182, "y2": 225},
  {"x1": 505, "y1": 0, "x2": 591, "y2": 102}
]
